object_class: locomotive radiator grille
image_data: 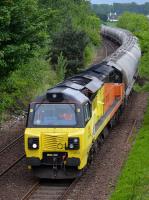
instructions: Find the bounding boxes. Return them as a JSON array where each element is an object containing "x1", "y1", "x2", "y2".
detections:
[{"x1": 42, "y1": 134, "x2": 67, "y2": 151}]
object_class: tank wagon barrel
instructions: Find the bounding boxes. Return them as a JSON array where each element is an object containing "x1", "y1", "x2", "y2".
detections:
[
  {"x1": 24, "y1": 26, "x2": 141, "y2": 179},
  {"x1": 101, "y1": 25, "x2": 141, "y2": 96}
]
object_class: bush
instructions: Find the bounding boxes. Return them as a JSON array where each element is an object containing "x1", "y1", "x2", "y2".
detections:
[
  {"x1": 0, "y1": 55, "x2": 57, "y2": 120},
  {"x1": 50, "y1": 22, "x2": 90, "y2": 77},
  {"x1": 0, "y1": 0, "x2": 48, "y2": 78},
  {"x1": 56, "y1": 52, "x2": 67, "y2": 82}
]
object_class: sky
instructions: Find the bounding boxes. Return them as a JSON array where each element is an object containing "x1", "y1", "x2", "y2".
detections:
[{"x1": 91, "y1": 0, "x2": 149, "y2": 4}]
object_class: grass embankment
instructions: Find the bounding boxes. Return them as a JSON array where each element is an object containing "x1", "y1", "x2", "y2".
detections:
[
  {"x1": 110, "y1": 104, "x2": 149, "y2": 200},
  {"x1": 110, "y1": 13, "x2": 149, "y2": 200}
]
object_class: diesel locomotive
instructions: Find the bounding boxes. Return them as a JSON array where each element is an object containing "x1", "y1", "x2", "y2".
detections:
[{"x1": 24, "y1": 26, "x2": 141, "y2": 179}]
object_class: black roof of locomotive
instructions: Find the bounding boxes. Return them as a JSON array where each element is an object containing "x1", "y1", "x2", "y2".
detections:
[
  {"x1": 84, "y1": 62, "x2": 114, "y2": 81},
  {"x1": 32, "y1": 61, "x2": 117, "y2": 104}
]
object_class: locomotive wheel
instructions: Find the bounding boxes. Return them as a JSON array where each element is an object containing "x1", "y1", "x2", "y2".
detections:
[
  {"x1": 109, "y1": 107, "x2": 122, "y2": 128},
  {"x1": 98, "y1": 134, "x2": 104, "y2": 145},
  {"x1": 102, "y1": 127, "x2": 109, "y2": 139},
  {"x1": 87, "y1": 148, "x2": 94, "y2": 165},
  {"x1": 93, "y1": 141, "x2": 98, "y2": 153}
]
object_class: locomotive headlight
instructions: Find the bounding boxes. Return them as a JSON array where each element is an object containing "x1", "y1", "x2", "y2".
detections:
[
  {"x1": 32, "y1": 143, "x2": 38, "y2": 149},
  {"x1": 69, "y1": 144, "x2": 74, "y2": 149},
  {"x1": 28, "y1": 137, "x2": 39, "y2": 150},
  {"x1": 68, "y1": 137, "x2": 80, "y2": 150}
]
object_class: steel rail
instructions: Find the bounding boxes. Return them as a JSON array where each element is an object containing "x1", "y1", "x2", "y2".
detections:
[
  {"x1": 21, "y1": 178, "x2": 79, "y2": 200},
  {"x1": 126, "y1": 119, "x2": 137, "y2": 143},
  {"x1": 0, "y1": 154, "x2": 25, "y2": 177},
  {"x1": 0, "y1": 134, "x2": 24, "y2": 154},
  {"x1": 59, "y1": 177, "x2": 80, "y2": 200},
  {"x1": 21, "y1": 182, "x2": 40, "y2": 200}
]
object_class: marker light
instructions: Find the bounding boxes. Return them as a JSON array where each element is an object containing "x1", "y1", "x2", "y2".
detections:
[{"x1": 67, "y1": 137, "x2": 80, "y2": 150}]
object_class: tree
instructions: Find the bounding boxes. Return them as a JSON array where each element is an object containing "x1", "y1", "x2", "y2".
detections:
[
  {"x1": 56, "y1": 52, "x2": 67, "y2": 82},
  {"x1": 0, "y1": 0, "x2": 48, "y2": 78},
  {"x1": 50, "y1": 21, "x2": 90, "y2": 77}
]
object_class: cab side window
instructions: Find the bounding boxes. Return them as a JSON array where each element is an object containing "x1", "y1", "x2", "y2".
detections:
[{"x1": 84, "y1": 103, "x2": 91, "y2": 123}]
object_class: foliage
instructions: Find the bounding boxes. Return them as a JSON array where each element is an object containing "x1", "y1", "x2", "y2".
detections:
[
  {"x1": 0, "y1": 0, "x2": 48, "y2": 78},
  {"x1": 105, "y1": 21, "x2": 117, "y2": 27},
  {"x1": 50, "y1": 22, "x2": 90, "y2": 77},
  {"x1": 83, "y1": 44, "x2": 96, "y2": 67},
  {"x1": 0, "y1": 53, "x2": 57, "y2": 119},
  {"x1": 117, "y1": 13, "x2": 149, "y2": 34},
  {"x1": 56, "y1": 52, "x2": 67, "y2": 82},
  {"x1": 0, "y1": 0, "x2": 100, "y2": 121},
  {"x1": 92, "y1": 4, "x2": 111, "y2": 17},
  {"x1": 40, "y1": 0, "x2": 101, "y2": 76}
]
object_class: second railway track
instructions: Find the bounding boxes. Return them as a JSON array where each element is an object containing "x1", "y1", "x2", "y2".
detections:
[
  {"x1": 0, "y1": 134, "x2": 23, "y2": 154},
  {"x1": 0, "y1": 134, "x2": 24, "y2": 177},
  {"x1": 103, "y1": 38, "x2": 118, "y2": 58}
]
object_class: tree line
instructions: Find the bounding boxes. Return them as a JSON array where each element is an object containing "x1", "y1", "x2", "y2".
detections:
[{"x1": 92, "y1": 2, "x2": 149, "y2": 21}]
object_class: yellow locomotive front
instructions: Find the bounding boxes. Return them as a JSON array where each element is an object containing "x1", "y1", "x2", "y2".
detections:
[{"x1": 25, "y1": 88, "x2": 93, "y2": 179}]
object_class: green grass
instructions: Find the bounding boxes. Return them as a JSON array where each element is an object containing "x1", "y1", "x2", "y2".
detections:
[
  {"x1": 110, "y1": 101, "x2": 149, "y2": 200},
  {"x1": 83, "y1": 43, "x2": 101, "y2": 67},
  {"x1": 105, "y1": 21, "x2": 118, "y2": 27}
]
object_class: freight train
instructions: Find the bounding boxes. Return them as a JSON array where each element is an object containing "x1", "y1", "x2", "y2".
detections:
[{"x1": 24, "y1": 26, "x2": 141, "y2": 179}]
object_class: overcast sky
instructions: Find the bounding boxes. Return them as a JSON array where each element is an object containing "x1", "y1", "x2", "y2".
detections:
[{"x1": 91, "y1": 0, "x2": 149, "y2": 4}]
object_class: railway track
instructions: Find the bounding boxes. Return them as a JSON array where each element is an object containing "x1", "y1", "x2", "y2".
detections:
[
  {"x1": 0, "y1": 154, "x2": 25, "y2": 177},
  {"x1": 92, "y1": 37, "x2": 118, "y2": 65},
  {"x1": 103, "y1": 39, "x2": 117, "y2": 57},
  {"x1": 21, "y1": 178, "x2": 80, "y2": 200},
  {"x1": 0, "y1": 134, "x2": 23, "y2": 154},
  {"x1": 0, "y1": 134, "x2": 24, "y2": 177}
]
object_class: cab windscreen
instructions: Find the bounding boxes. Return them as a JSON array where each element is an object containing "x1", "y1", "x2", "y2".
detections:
[{"x1": 33, "y1": 104, "x2": 76, "y2": 126}]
